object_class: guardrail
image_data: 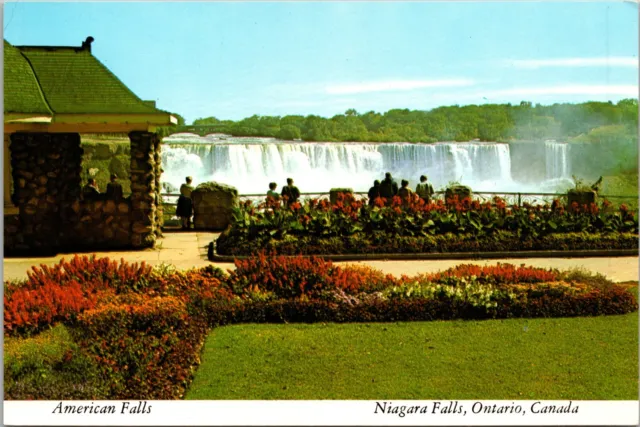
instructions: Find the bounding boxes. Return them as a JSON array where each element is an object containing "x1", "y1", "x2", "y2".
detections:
[{"x1": 160, "y1": 190, "x2": 638, "y2": 225}]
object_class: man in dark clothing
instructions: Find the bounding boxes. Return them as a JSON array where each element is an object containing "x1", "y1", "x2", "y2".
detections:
[
  {"x1": 177, "y1": 176, "x2": 195, "y2": 230},
  {"x1": 379, "y1": 172, "x2": 398, "y2": 199},
  {"x1": 105, "y1": 173, "x2": 124, "y2": 202},
  {"x1": 82, "y1": 178, "x2": 101, "y2": 201},
  {"x1": 281, "y1": 177, "x2": 301, "y2": 205},
  {"x1": 367, "y1": 180, "x2": 381, "y2": 206}
]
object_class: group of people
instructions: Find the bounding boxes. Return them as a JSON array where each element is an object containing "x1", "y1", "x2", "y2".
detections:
[
  {"x1": 87, "y1": 172, "x2": 432, "y2": 230},
  {"x1": 266, "y1": 178, "x2": 301, "y2": 205},
  {"x1": 367, "y1": 173, "x2": 434, "y2": 206},
  {"x1": 264, "y1": 174, "x2": 434, "y2": 207},
  {"x1": 82, "y1": 173, "x2": 124, "y2": 202}
]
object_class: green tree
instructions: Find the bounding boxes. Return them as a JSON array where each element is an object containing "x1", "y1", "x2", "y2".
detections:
[
  {"x1": 277, "y1": 124, "x2": 301, "y2": 140},
  {"x1": 186, "y1": 100, "x2": 638, "y2": 144}
]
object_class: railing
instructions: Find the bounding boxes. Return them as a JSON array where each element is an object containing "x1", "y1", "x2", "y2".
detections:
[{"x1": 160, "y1": 191, "x2": 638, "y2": 225}]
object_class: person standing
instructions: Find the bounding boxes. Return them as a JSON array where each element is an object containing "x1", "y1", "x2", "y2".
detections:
[
  {"x1": 266, "y1": 182, "x2": 280, "y2": 201},
  {"x1": 177, "y1": 176, "x2": 195, "y2": 230},
  {"x1": 82, "y1": 178, "x2": 101, "y2": 201},
  {"x1": 398, "y1": 179, "x2": 413, "y2": 205},
  {"x1": 281, "y1": 177, "x2": 300, "y2": 205},
  {"x1": 367, "y1": 180, "x2": 381, "y2": 206},
  {"x1": 415, "y1": 175, "x2": 434, "y2": 204},
  {"x1": 379, "y1": 172, "x2": 398, "y2": 200},
  {"x1": 105, "y1": 173, "x2": 123, "y2": 202}
]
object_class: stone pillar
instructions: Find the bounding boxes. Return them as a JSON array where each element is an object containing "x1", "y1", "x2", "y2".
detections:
[
  {"x1": 4, "y1": 133, "x2": 15, "y2": 210},
  {"x1": 129, "y1": 131, "x2": 161, "y2": 248},
  {"x1": 445, "y1": 185, "x2": 472, "y2": 202},
  {"x1": 4, "y1": 133, "x2": 19, "y2": 250},
  {"x1": 8, "y1": 132, "x2": 82, "y2": 254},
  {"x1": 154, "y1": 146, "x2": 164, "y2": 236},
  {"x1": 192, "y1": 182, "x2": 239, "y2": 230}
]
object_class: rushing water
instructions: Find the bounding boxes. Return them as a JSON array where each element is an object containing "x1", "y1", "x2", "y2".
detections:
[
  {"x1": 161, "y1": 133, "x2": 573, "y2": 194},
  {"x1": 545, "y1": 141, "x2": 570, "y2": 180}
]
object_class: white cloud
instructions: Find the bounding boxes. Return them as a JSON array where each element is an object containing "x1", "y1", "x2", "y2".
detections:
[
  {"x1": 508, "y1": 57, "x2": 638, "y2": 69},
  {"x1": 325, "y1": 79, "x2": 475, "y2": 95},
  {"x1": 489, "y1": 84, "x2": 638, "y2": 97}
]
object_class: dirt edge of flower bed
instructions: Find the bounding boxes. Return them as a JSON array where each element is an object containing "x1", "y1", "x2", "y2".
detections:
[{"x1": 208, "y1": 241, "x2": 638, "y2": 262}]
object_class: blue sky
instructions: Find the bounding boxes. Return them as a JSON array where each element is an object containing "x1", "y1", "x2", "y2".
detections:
[{"x1": 4, "y1": 2, "x2": 638, "y2": 123}]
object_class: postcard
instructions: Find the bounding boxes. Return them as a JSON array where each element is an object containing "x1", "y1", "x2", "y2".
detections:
[{"x1": 3, "y1": 1, "x2": 639, "y2": 426}]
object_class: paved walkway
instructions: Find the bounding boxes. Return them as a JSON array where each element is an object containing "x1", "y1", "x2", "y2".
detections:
[{"x1": 3, "y1": 232, "x2": 639, "y2": 282}]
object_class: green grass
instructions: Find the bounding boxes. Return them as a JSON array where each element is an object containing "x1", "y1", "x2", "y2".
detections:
[
  {"x1": 601, "y1": 173, "x2": 638, "y2": 196},
  {"x1": 5, "y1": 325, "x2": 108, "y2": 399},
  {"x1": 186, "y1": 312, "x2": 638, "y2": 400}
]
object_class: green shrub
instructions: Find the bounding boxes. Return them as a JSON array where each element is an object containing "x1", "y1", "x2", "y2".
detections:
[
  {"x1": 216, "y1": 231, "x2": 639, "y2": 256},
  {"x1": 560, "y1": 267, "x2": 616, "y2": 290},
  {"x1": 202, "y1": 282, "x2": 637, "y2": 325}
]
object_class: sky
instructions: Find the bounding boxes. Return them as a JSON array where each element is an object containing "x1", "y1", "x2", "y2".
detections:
[{"x1": 3, "y1": 1, "x2": 638, "y2": 123}]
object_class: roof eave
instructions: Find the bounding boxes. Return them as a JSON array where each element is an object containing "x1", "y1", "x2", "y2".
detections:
[
  {"x1": 4, "y1": 113, "x2": 53, "y2": 124},
  {"x1": 52, "y1": 113, "x2": 177, "y2": 126}
]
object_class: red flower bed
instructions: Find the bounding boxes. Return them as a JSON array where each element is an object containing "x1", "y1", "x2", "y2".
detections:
[
  {"x1": 73, "y1": 294, "x2": 207, "y2": 399},
  {"x1": 4, "y1": 255, "x2": 152, "y2": 336},
  {"x1": 24, "y1": 255, "x2": 152, "y2": 294},
  {"x1": 420, "y1": 263, "x2": 559, "y2": 285},
  {"x1": 219, "y1": 193, "x2": 638, "y2": 256},
  {"x1": 4, "y1": 256, "x2": 235, "y2": 336},
  {"x1": 227, "y1": 252, "x2": 397, "y2": 298},
  {"x1": 4, "y1": 280, "x2": 98, "y2": 335},
  {"x1": 146, "y1": 267, "x2": 233, "y2": 303}
]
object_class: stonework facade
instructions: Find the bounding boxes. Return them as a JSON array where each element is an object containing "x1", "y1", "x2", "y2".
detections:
[
  {"x1": 128, "y1": 131, "x2": 162, "y2": 248},
  {"x1": 4, "y1": 131, "x2": 162, "y2": 255}
]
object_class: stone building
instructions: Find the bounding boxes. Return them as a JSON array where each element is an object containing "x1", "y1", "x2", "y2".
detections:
[{"x1": 4, "y1": 37, "x2": 176, "y2": 255}]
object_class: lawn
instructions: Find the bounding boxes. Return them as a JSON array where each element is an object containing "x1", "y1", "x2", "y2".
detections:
[{"x1": 186, "y1": 312, "x2": 638, "y2": 400}]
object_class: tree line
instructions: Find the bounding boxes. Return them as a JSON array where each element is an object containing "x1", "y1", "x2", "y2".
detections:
[{"x1": 185, "y1": 99, "x2": 638, "y2": 143}]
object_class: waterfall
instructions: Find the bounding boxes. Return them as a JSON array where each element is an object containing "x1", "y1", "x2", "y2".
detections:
[
  {"x1": 161, "y1": 134, "x2": 565, "y2": 194},
  {"x1": 545, "y1": 141, "x2": 570, "y2": 180}
]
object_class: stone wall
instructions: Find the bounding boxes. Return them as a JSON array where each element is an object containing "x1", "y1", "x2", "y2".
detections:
[
  {"x1": 129, "y1": 131, "x2": 162, "y2": 248},
  {"x1": 70, "y1": 198, "x2": 132, "y2": 248},
  {"x1": 6, "y1": 132, "x2": 83, "y2": 254},
  {"x1": 4, "y1": 131, "x2": 163, "y2": 255}
]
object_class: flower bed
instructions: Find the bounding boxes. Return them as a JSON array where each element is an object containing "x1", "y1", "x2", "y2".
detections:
[
  {"x1": 4, "y1": 255, "x2": 637, "y2": 400},
  {"x1": 216, "y1": 194, "x2": 638, "y2": 255},
  {"x1": 4, "y1": 256, "x2": 220, "y2": 399}
]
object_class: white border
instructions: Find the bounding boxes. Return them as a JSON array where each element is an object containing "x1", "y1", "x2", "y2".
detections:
[{"x1": 4, "y1": 400, "x2": 640, "y2": 426}]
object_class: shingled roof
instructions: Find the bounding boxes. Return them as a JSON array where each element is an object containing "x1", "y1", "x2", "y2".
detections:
[
  {"x1": 4, "y1": 41, "x2": 53, "y2": 116},
  {"x1": 4, "y1": 38, "x2": 173, "y2": 120}
]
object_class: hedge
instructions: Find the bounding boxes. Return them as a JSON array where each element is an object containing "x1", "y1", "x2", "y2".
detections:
[{"x1": 216, "y1": 231, "x2": 639, "y2": 256}]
